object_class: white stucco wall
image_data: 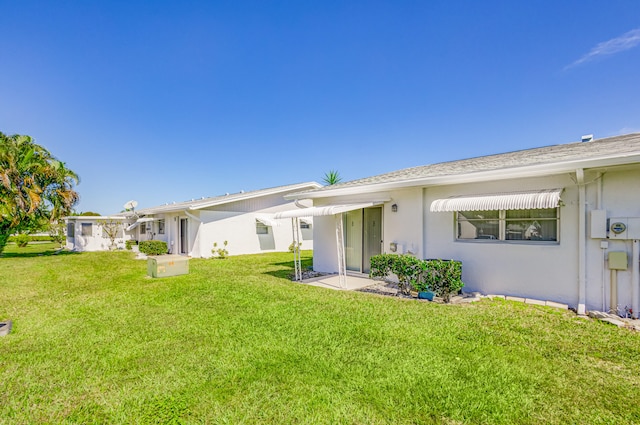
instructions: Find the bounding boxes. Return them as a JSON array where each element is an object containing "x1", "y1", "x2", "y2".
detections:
[
  {"x1": 383, "y1": 188, "x2": 423, "y2": 257},
  {"x1": 423, "y1": 174, "x2": 579, "y2": 307},
  {"x1": 586, "y1": 166, "x2": 640, "y2": 312},
  {"x1": 311, "y1": 164, "x2": 640, "y2": 311},
  {"x1": 195, "y1": 202, "x2": 313, "y2": 258}
]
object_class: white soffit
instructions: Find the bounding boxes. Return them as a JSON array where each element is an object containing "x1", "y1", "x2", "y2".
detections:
[
  {"x1": 274, "y1": 202, "x2": 384, "y2": 219},
  {"x1": 255, "y1": 214, "x2": 280, "y2": 227},
  {"x1": 430, "y1": 188, "x2": 563, "y2": 212}
]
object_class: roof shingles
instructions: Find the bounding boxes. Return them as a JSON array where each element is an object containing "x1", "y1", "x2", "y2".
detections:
[{"x1": 310, "y1": 133, "x2": 640, "y2": 192}]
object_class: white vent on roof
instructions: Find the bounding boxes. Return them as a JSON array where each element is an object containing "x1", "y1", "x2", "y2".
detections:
[{"x1": 581, "y1": 134, "x2": 594, "y2": 142}]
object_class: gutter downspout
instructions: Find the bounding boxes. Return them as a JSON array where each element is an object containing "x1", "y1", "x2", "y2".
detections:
[
  {"x1": 577, "y1": 169, "x2": 587, "y2": 315},
  {"x1": 597, "y1": 172, "x2": 605, "y2": 312},
  {"x1": 633, "y1": 240, "x2": 639, "y2": 319}
]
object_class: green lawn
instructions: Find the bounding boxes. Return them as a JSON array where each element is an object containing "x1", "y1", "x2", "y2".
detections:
[{"x1": 1, "y1": 243, "x2": 639, "y2": 424}]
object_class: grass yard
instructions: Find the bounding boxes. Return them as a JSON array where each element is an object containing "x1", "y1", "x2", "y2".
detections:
[{"x1": 1, "y1": 243, "x2": 639, "y2": 424}]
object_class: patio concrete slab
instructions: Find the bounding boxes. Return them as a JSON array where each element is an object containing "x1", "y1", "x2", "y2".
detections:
[{"x1": 300, "y1": 274, "x2": 375, "y2": 291}]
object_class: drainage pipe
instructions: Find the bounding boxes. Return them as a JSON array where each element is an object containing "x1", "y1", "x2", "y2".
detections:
[
  {"x1": 633, "y1": 239, "x2": 639, "y2": 319},
  {"x1": 577, "y1": 168, "x2": 587, "y2": 315},
  {"x1": 610, "y1": 269, "x2": 618, "y2": 314}
]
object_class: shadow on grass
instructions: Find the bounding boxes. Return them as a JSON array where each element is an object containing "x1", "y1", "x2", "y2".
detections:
[
  {"x1": 0, "y1": 248, "x2": 80, "y2": 259},
  {"x1": 264, "y1": 256, "x2": 313, "y2": 280}
]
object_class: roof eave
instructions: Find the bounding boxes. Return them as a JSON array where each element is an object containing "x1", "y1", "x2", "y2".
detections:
[
  {"x1": 190, "y1": 182, "x2": 322, "y2": 210},
  {"x1": 288, "y1": 154, "x2": 640, "y2": 200}
]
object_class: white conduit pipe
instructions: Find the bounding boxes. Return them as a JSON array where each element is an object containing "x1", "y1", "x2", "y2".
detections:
[{"x1": 632, "y1": 240, "x2": 639, "y2": 319}]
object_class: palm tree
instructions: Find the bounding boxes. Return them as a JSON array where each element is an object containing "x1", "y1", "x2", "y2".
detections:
[
  {"x1": 0, "y1": 132, "x2": 80, "y2": 254},
  {"x1": 322, "y1": 170, "x2": 342, "y2": 185}
]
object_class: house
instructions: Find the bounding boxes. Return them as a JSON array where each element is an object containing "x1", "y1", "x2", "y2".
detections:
[
  {"x1": 65, "y1": 215, "x2": 135, "y2": 251},
  {"x1": 67, "y1": 182, "x2": 321, "y2": 256},
  {"x1": 280, "y1": 133, "x2": 640, "y2": 316}
]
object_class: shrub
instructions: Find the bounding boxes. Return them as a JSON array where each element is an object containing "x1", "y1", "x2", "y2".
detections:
[
  {"x1": 369, "y1": 253, "x2": 426, "y2": 295},
  {"x1": 138, "y1": 240, "x2": 167, "y2": 256},
  {"x1": 15, "y1": 233, "x2": 30, "y2": 248},
  {"x1": 369, "y1": 254, "x2": 464, "y2": 302},
  {"x1": 212, "y1": 241, "x2": 229, "y2": 259},
  {"x1": 8, "y1": 235, "x2": 53, "y2": 242},
  {"x1": 423, "y1": 259, "x2": 464, "y2": 303},
  {"x1": 125, "y1": 239, "x2": 138, "y2": 250},
  {"x1": 288, "y1": 241, "x2": 302, "y2": 253}
]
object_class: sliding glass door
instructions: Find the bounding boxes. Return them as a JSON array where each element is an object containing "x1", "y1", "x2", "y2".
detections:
[{"x1": 344, "y1": 207, "x2": 382, "y2": 273}]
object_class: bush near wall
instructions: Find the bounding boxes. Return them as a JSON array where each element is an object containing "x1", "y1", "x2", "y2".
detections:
[
  {"x1": 369, "y1": 254, "x2": 464, "y2": 302},
  {"x1": 138, "y1": 240, "x2": 168, "y2": 256},
  {"x1": 8, "y1": 235, "x2": 54, "y2": 243}
]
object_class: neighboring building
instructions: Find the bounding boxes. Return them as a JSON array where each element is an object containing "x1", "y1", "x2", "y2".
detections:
[
  {"x1": 281, "y1": 133, "x2": 640, "y2": 316},
  {"x1": 67, "y1": 182, "x2": 321, "y2": 256},
  {"x1": 65, "y1": 216, "x2": 134, "y2": 251}
]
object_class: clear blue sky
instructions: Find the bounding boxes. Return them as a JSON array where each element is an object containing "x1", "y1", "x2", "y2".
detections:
[{"x1": 2, "y1": 1, "x2": 639, "y2": 214}]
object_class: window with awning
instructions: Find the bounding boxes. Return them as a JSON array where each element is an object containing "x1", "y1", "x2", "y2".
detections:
[
  {"x1": 431, "y1": 189, "x2": 563, "y2": 243},
  {"x1": 430, "y1": 188, "x2": 563, "y2": 212}
]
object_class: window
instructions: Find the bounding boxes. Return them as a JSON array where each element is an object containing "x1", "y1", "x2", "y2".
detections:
[
  {"x1": 256, "y1": 223, "x2": 269, "y2": 234},
  {"x1": 81, "y1": 223, "x2": 92, "y2": 237},
  {"x1": 140, "y1": 223, "x2": 147, "y2": 234},
  {"x1": 300, "y1": 222, "x2": 311, "y2": 229},
  {"x1": 456, "y1": 209, "x2": 558, "y2": 242},
  {"x1": 67, "y1": 223, "x2": 75, "y2": 238},
  {"x1": 158, "y1": 219, "x2": 165, "y2": 235}
]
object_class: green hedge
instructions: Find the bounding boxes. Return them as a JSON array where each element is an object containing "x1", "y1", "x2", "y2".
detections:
[
  {"x1": 138, "y1": 240, "x2": 168, "y2": 256},
  {"x1": 8, "y1": 235, "x2": 54, "y2": 242},
  {"x1": 369, "y1": 254, "x2": 464, "y2": 302}
]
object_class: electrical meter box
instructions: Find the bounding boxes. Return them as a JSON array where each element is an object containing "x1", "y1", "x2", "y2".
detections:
[
  {"x1": 147, "y1": 255, "x2": 189, "y2": 278},
  {"x1": 608, "y1": 217, "x2": 640, "y2": 239},
  {"x1": 608, "y1": 251, "x2": 628, "y2": 270}
]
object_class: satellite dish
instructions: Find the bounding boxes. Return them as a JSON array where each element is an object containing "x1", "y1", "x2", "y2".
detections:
[{"x1": 123, "y1": 200, "x2": 138, "y2": 211}]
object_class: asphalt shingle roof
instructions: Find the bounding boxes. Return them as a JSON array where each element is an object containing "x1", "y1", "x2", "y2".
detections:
[{"x1": 310, "y1": 132, "x2": 640, "y2": 193}]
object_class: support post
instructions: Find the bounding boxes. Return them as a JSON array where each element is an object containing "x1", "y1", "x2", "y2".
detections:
[{"x1": 335, "y1": 213, "x2": 346, "y2": 288}]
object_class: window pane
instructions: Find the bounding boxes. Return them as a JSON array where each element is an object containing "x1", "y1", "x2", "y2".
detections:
[
  {"x1": 506, "y1": 219, "x2": 557, "y2": 241},
  {"x1": 458, "y1": 210, "x2": 499, "y2": 220},
  {"x1": 506, "y1": 209, "x2": 557, "y2": 219},
  {"x1": 81, "y1": 223, "x2": 92, "y2": 237},
  {"x1": 256, "y1": 223, "x2": 268, "y2": 234},
  {"x1": 158, "y1": 220, "x2": 165, "y2": 234},
  {"x1": 457, "y1": 211, "x2": 499, "y2": 240},
  {"x1": 67, "y1": 223, "x2": 75, "y2": 237}
]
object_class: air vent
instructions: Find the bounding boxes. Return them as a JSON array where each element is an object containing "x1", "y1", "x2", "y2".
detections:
[{"x1": 581, "y1": 134, "x2": 594, "y2": 142}]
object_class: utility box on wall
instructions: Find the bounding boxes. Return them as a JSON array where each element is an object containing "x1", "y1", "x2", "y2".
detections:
[
  {"x1": 608, "y1": 251, "x2": 628, "y2": 270},
  {"x1": 589, "y1": 210, "x2": 607, "y2": 239},
  {"x1": 147, "y1": 255, "x2": 189, "y2": 278},
  {"x1": 608, "y1": 217, "x2": 640, "y2": 239}
]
